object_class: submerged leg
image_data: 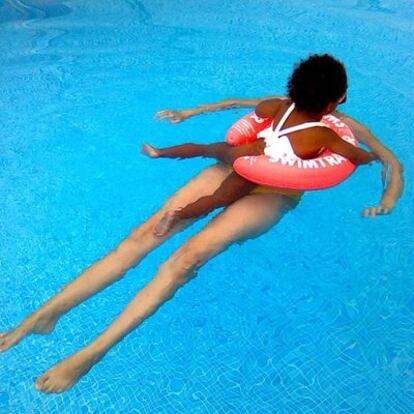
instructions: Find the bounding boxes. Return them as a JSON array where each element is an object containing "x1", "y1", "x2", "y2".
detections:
[
  {"x1": 154, "y1": 172, "x2": 256, "y2": 237},
  {"x1": 0, "y1": 164, "x2": 232, "y2": 352},
  {"x1": 34, "y1": 192, "x2": 298, "y2": 393}
]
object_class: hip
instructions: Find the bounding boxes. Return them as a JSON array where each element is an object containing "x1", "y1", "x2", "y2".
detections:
[{"x1": 224, "y1": 165, "x2": 303, "y2": 203}]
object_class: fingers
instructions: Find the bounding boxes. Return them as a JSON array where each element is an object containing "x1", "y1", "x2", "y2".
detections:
[
  {"x1": 154, "y1": 110, "x2": 174, "y2": 120},
  {"x1": 154, "y1": 110, "x2": 183, "y2": 123},
  {"x1": 361, "y1": 206, "x2": 391, "y2": 218}
]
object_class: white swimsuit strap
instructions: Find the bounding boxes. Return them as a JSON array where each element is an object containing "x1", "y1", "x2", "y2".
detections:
[
  {"x1": 278, "y1": 122, "x2": 327, "y2": 136},
  {"x1": 273, "y1": 102, "x2": 296, "y2": 133}
]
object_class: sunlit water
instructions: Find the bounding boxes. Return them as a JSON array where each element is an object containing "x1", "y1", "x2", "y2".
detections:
[{"x1": 1, "y1": 1, "x2": 413, "y2": 413}]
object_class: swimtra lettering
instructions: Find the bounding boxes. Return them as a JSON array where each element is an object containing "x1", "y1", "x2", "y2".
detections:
[
  {"x1": 246, "y1": 156, "x2": 257, "y2": 166},
  {"x1": 324, "y1": 115, "x2": 345, "y2": 128},
  {"x1": 266, "y1": 153, "x2": 346, "y2": 169},
  {"x1": 277, "y1": 157, "x2": 297, "y2": 167},
  {"x1": 332, "y1": 154, "x2": 346, "y2": 163},
  {"x1": 323, "y1": 116, "x2": 358, "y2": 146},
  {"x1": 324, "y1": 155, "x2": 341, "y2": 166},
  {"x1": 341, "y1": 134, "x2": 357, "y2": 145},
  {"x1": 232, "y1": 110, "x2": 357, "y2": 189},
  {"x1": 250, "y1": 114, "x2": 267, "y2": 124},
  {"x1": 234, "y1": 120, "x2": 254, "y2": 136},
  {"x1": 302, "y1": 159, "x2": 319, "y2": 168}
]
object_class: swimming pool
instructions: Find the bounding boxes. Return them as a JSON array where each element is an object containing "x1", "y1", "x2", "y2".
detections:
[{"x1": 1, "y1": 0, "x2": 413, "y2": 412}]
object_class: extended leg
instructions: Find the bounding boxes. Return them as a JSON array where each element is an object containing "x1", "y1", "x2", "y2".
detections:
[
  {"x1": 34, "y1": 192, "x2": 298, "y2": 393},
  {"x1": 142, "y1": 139, "x2": 265, "y2": 164},
  {"x1": 0, "y1": 163, "x2": 232, "y2": 352},
  {"x1": 154, "y1": 172, "x2": 256, "y2": 237}
]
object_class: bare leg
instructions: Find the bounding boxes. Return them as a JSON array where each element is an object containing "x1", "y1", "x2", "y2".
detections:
[
  {"x1": 0, "y1": 163, "x2": 233, "y2": 352},
  {"x1": 34, "y1": 192, "x2": 298, "y2": 393},
  {"x1": 154, "y1": 172, "x2": 256, "y2": 237},
  {"x1": 142, "y1": 139, "x2": 265, "y2": 164}
]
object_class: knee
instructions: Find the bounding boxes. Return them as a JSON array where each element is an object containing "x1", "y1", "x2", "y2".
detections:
[
  {"x1": 178, "y1": 245, "x2": 207, "y2": 272},
  {"x1": 161, "y1": 243, "x2": 209, "y2": 284}
]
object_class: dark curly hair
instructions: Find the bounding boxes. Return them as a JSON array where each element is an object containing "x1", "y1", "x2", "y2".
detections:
[{"x1": 287, "y1": 54, "x2": 347, "y2": 113}]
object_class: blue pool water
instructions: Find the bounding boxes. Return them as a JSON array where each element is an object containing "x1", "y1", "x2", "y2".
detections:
[{"x1": 1, "y1": 0, "x2": 413, "y2": 412}]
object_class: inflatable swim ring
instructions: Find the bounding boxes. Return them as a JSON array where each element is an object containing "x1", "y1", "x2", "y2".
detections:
[{"x1": 225, "y1": 112, "x2": 359, "y2": 191}]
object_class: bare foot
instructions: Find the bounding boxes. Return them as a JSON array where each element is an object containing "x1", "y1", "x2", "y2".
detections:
[
  {"x1": 0, "y1": 311, "x2": 58, "y2": 352},
  {"x1": 153, "y1": 210, "x2": 180, "y2": 237},
  {"x1": 35, "y1": 348, "x2": 101, "y2": 394},
  {"x1": 141, "y1": 143, "x2": 161, "y2": 158}
]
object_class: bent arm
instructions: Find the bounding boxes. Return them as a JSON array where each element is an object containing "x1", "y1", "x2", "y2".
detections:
[
  {"x1": 333, "y1": 110, "x2": 404, "y2": 211},
  {"x1": 321, "y1": 130, "x2": 378, "y2": 165}
]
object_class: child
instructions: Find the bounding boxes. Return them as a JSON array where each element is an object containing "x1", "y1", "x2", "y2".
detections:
[{"x1": 142, "y1": 54, "x2": 378, "y2": 237}]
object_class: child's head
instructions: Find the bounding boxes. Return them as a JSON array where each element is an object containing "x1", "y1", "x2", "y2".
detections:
[{"x1": 287, "y1": 54, "x2": 348, "y2": 115}]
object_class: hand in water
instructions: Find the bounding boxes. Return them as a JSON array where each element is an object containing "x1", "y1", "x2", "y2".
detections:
[
  {"x1": 154, "y1": 109, "x2": 191, "y2": 124},
  {"x1": 361, "y1": 205, "x2": 392, "y2": 218},
  {"x1": 361, "y1": 161, "x2": 393, "y2": 218}
]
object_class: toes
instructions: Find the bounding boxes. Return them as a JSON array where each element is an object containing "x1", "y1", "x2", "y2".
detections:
[
  {"x1": 45, "y1": 380, "x2": 67, "y2": 394},
  {"x1": 35, "y1": 374, "x2": 49, "y2": 390},
  {"x1": 41, "y1": 379, "x2": 53, "y2": 393},
  {"x1": 35, "y1": 373, "x2": 67, "y2": 394},
  {"x1": 35, "y1": 381, "x2": 45, "y2": 392},
  {"x1": 42, "y1": 381, "x2": 52, "y2": 393}
]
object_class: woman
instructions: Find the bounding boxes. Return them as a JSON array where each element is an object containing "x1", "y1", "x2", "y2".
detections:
[{"x1": 0, "y1": 56, "x2": 404, "y2": 394}]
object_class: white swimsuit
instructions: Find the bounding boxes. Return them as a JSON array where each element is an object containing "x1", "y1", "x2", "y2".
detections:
[{"x1": 258, "y1": 102, "x2": 327, "y2": 160}]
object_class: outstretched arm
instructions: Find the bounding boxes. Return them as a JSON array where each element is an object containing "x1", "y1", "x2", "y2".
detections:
[
  {"x1": 333, "y1": 110, "x2": 404, "y2": 217},
  {"x1": 155, "y1": 96, "x2": 286, "y2": 123},
  {"x1": 154, "y1": 95, "x2": 404, "y2": 216}
]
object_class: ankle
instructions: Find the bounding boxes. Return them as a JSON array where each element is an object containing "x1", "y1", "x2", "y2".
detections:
[
  {"x1": 86, "y1": 340, "x2": 110, "y2": 359},
  {"x1": 82, "y1": 345, "x2": 106, "y2": 363}
]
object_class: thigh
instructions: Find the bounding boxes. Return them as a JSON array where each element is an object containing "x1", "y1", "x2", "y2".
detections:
[
  {"x1": 162, "y1": 162, "x2": 232, "y2": 211},
  {"x1": 179, "y1": 192, "x2": 298, "y2": 264},
  {"x1": 127, "y1": 163, "x2": 234, "y2": 242}
]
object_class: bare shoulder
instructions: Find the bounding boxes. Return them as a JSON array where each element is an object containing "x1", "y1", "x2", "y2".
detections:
[
  {"x1": 314, "y1": 126, "x2": 341, "y2": 144},
  {"x1": 298, "y1": 125, "x2": 341, "y2": 150},
  {"x1": 255, "y1": 98, "x2": 286, "y2": 118}
]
